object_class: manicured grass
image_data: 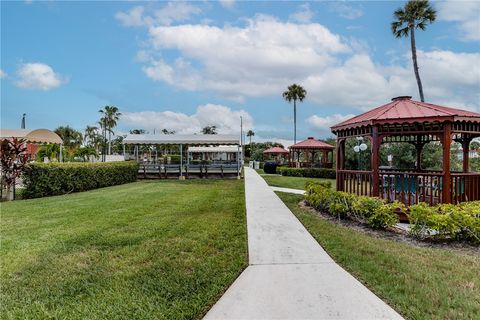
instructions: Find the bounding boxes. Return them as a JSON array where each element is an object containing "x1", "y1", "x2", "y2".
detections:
[
  {"x1": 1, "y1": 180, "x2": 247, "y2": 320},
  {"x1": 277, "y1": 192, "x2": 480, "y2": 320},
  {"x1": 256, "y1": 169, "x2": 335, "y2": 190}
]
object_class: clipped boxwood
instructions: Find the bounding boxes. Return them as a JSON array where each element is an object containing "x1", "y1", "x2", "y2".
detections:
[
  {"x1": 263, "y1": 161, "x2": 277, "y2": 174},
  {"x1": 277, "y1": 167, "x2": 336, "y2": 179},
  {"x1": 22, "y1": 161, "x2": 139, "y2": 199}
]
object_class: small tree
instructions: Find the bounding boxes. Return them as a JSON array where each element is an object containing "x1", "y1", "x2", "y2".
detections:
[
  {"x1": 0, "y1": 138, "x2": 28, "y2": 201},
  {"x1": 201, "y1": 126, "x2": 217, "y2": 135}
]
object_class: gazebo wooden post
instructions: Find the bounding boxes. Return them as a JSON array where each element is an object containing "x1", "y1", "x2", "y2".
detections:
[
  {"x1": 415, "y1": 135, "x2": 423, "y2": 171},
  {"x1": 442, "y1": 123, "x2": 452, "y2": 203},
  {"x1": 371, "y1": 127, "x2": 380, "y2": 197},
  {"x1": 336, "y1": 139, "x2": 345, "y2": 191}
]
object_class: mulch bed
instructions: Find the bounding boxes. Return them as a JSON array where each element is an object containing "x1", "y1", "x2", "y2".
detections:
[{"x1": 298, "y1": 200, "x2": 480, "y2": 256}]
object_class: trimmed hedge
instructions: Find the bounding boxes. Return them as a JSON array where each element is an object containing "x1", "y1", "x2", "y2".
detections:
[
  {"x1": 22, "y1": 161, "x2": 139, "y2": 199},
  {"x1": 277, "y1": 167, "x2": 336, "y2": 179},
  {"x1": 409, "y1": 202, "x2": 480, "y2": 242},
  {"x1": 263, "y1": 161, "x2": 277, "y2": 174},
  {"x1": 305, "y1": 181, "x2": 401, "y2": 230}
]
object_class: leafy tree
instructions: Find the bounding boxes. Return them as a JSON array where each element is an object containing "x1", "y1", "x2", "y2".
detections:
[
  {"x1": 54, "y1": 126, "x2": 83, "y2": 149},
  {"x1": 162, "y1": 129, "x2": 175, "y2": 134},
  {"x1": 246, "y1": 130, "x2": 255, "y2": 145},
  {"x1": 283, "y1": 84, "x2": 306, "y2": 144},
  {"x1": 99, "y1": 105, "x2": 121, "y2": 155},
  {"x1": 201, "y1": 126, "x2": 217, "y2": 135},
  {"x1": 392, "y1": 0, "x2": 436, "y2": 102},
  {"x1": 130, "y1": 129, "x2": 147, "y2": 134},
  {"x1": 74, "y1": 146, "x2": 97, "y2": 162},
  {"x1": 0, "y1": 138, "x2": 28, "y2": 200}
]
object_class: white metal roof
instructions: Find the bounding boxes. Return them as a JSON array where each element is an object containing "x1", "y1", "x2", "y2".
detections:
[
  {"x1": 188, "y1": 146, "x2": 240, "y2": 153},
  {"x1": 123, "y1": 134, "x2": 240, "y2": 145},
  {"x1": 0, "y1": 128, "x2": 63, "y2": 144}
]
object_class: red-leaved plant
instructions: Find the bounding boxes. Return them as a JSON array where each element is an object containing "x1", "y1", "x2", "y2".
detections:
[{"x1": 0, "y1": 137, "x2": 28, "y2": 200}]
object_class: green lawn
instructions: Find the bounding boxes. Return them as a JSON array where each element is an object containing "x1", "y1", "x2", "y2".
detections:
[
  {"x1": 277, "y1": 192, "x2": 480, "y2": 320},
  {"x1": 256, "y1": 169, "x2": 335, "y2": 190},
  {"x1": 1, "y1": 180, "x2": 247, "y2": 320}
]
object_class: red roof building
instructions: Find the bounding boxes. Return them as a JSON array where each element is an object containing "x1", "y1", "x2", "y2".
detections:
[
  {"x1": 289, "y1": 137, "x2": 334, "y2": 168},
  {"x1": 263, "y1": 147, "x2": 289, "y2": 154}
]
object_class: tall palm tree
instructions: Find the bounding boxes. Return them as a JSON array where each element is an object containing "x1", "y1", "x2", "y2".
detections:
[
  {"x1": 99, "y1": 106, "x2": 121, "y2": 155},
  {"x1": 246, "y1": 130, "x2": 255, "y2": 145},
  {"x1": 282, "y1": 84, "x2": 306, "y2": 144},
  {"x1": 392, "y1": 0, "x2": 436, "y2": 102}
]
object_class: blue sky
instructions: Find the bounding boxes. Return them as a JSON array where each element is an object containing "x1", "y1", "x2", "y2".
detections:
[{"x1": 1, "y1": 0, "x2": 479, "y2": 145}]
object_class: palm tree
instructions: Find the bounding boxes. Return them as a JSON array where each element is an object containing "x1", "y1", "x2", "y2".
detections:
[
  {"x1": 99, "y1": 106, "x2": 121, "y2": 155},
  {"x1": 392, "y1": 0, "x2": 436, "y2": 102},
  {"x1": 282, "y1": 84, "x2": 306, "y2": 144},
  {"x1": 201, "y1": 125, "x2": 217, "y2": 135},
  {"x1": 84, "y1": 125, "x2": 98, "y2": 146},
  {"x1": 54, "y1": 126, "x2": 83, "y2": 149},
  {"x1": 246, "y1": 130, "x2": 255, "y2": 145}
]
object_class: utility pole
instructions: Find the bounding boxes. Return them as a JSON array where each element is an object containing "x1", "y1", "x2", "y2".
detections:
[{"x1": 240, "y1": 116, "x2": 243, "y2": 163}]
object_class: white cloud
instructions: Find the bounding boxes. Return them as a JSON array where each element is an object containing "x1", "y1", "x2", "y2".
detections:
[
  {"x1": 14, "y1": 62, "x2": 66, "y2": 90},
  {"x1": 219, "y1": 0, "x2": 235, "y2": 9},
  {"x1": 115, "y1": 6, "x2": 146, "y2": 27},
  {"x1": 0, "y1": 69, "x2": 6, "y2": 79},
  {"x1": 289, "y1": 3, "x2": 314, "y2": 24},
  {"x1": 329, "y1": 3, "x2": 363, "y2": 20},
  {"x1": 121, "y1": 104, "x2": 253, "y2": 134},
  {"x1": 115, "y1": 2, "x2": 201, "y2": 27},
  {"x1": 306, "y1": 114, "x2": 355, "y2": 133},
  {"x1": 437, "y1": 0, "x2": 480, "y2": 41},
  {"x1": 118, "y1": 9, "x2": 479, "y2": 112}
]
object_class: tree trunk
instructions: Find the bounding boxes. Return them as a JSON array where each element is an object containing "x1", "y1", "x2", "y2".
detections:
[
  {"x1": 410, "y1": 28, "x2": 425, "y2": 102},
  {"x1": 293, "y1": 99, "x2": 297, "y2": 144},
  {"x1": 108, "y1": 130, "x2": 112, "y2": 155}
]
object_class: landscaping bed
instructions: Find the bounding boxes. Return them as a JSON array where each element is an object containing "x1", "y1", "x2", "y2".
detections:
[
  {"x1": 1, "y1": 179, "x2": 247, "y2": 319},
  {"x1": 256, "y1": 169, "x2": 335, "y2": 190},
  {"x1": 277, "y1": 192, "x2": 480, "y2": 319}
]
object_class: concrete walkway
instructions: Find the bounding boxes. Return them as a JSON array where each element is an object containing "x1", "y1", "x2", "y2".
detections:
[
  {"x1": 270, "y1": 186, "x2": 305, "y2": 195},
  {"x1": 204, "y1": 168, "x2": 403, "y2": 320}
]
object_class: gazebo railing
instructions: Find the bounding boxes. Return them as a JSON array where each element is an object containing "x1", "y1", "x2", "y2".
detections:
[
  {"x1": 338, "y1": 170, "x2": 480, "y2": 206},
  {"x1": 337, "y1": 170, "x2": 373, "y2": 196},
  {"x1": 451, "y1": 173, "x2": 480, "y2": 204}
]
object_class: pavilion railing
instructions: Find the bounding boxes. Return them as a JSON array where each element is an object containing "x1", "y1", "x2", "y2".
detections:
[
  {"x1": 450, "y1": 173, "x2": 480, "y2": 204},
  {"x1": 337, "y1": 170, "x2": 373, "y2": 197}
]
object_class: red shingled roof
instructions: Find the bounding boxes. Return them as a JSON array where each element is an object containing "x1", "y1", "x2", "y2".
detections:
[
  {"x1": 289, "y1": 137, "x2": 334, "y2": 150},
  {"x1": 263, "y1": 147, "x2": 289, "y2": 154},
  {"x1": 331, "y1": 96, "x2": 480, "y2": 131}
]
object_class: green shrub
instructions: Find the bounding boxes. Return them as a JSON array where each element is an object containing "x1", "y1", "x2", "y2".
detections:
[
  {"x1": 22, "y1": 161, "x2": 139, "y2": 199},
  {"x1": 305, "y1": 182, "x2": 399, "y2": 230},
  {"x1": 409, "y1": 201, "x2": 480, "y2": 242},
  {"x1": 263, "y1": 161, "x2": 277, "y2": 174},
  {"x1": 277, "y1": 167, "x2": 336, "y2": 179}
]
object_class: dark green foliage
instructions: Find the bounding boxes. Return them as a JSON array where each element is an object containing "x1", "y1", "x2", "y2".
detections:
[
  {"x1": 277, "y1": 167, "x2": 336, "y2": 179},
  {"x1": 263, "y1": 161, "x2": 277, "y2": 174},
  {"x1": 22, "y1": 161, "x2": 139, "y2": 199},
  {"x1": 305, "y1": 182, "x2": 400, "y2": 229}
]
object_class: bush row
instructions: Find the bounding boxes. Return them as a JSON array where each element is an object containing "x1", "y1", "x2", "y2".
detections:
[
  {"x1": 277, "y1": 167, "x2": 336, "y2": 179},
  {"x1": 22, "y1": 161, "x2": 139, "y2": 199},
  {"x1": 305, "y1": 181, "x2": 401, "y2": 230},
  {"x1": 409, "y1": 202, "x2": 480, "y2": 242}
]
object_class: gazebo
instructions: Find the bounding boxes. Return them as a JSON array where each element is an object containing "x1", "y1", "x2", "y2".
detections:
[
  {"x1": 0, "y1": 128, "x2": 63, "y2": 161},
  {"x1": 289, "y1": 137, "x2": 334, "y2": 168},
  {"x1": 263, "y1": 146, "x2": 289, "y2": 164},
  {"x1": 331, "y1": 96, "x2": 480, "y2": 206}
]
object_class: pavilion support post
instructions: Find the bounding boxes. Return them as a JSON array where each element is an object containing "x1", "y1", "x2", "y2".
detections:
[
  {"x1": 336, "y1": 139, "x2": 345, "y2": 191},
  {"x1": 371, "y1": 127, "x2": 380, "y2": 197},
  {"x1": 123, "y1": 144, "x2": 126, "y2": 159},
  {"x1": 180, "y1": 144, "x2": 183, "y2": 179},
  {"x1": 59, "y1": 143, "x2": 63, "y2": 162},
  {"x1": 415, "y1": 135, "x2": 423, "y2": 171},
  {"x1": 442, "y1": 123, "x2": 452, "y2": 203}
]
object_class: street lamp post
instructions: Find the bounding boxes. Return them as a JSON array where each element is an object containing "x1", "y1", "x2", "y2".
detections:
[{"x1": 353, "y1": 136, "x2": 368, "y2": 170}]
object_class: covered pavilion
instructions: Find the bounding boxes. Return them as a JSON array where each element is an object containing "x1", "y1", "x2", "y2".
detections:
[
  {"x1": 263, "y1": 146, "x2": 289, "y2": 164},
  {"x1": 122, "y1": 134, "x2": 241, "y2": 179},
  {"x1": 288, "y1": 137, "x2": 334, "y2": 168},
  {"x1": 0, "y1": 128, "x2": 63, "y2": 161},
  {"x1": 331, "y1": 96, "x2": 480, "y2": 206}
]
